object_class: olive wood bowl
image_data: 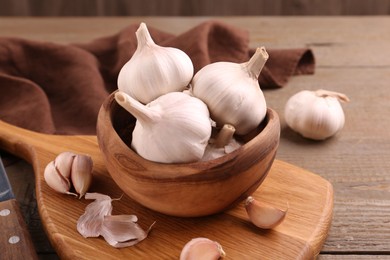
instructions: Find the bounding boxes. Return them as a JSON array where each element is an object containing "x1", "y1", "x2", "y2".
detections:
[{"x1": 97, "y1": 91, "x2": 280, "y2": 217}]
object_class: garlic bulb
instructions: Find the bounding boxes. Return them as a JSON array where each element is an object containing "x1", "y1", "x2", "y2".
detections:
[
  {"x1": 115, "y1": 91, "x2": 212, "y2": 163},
  {"x1": 191, "y1": 47, "x2": 268, "y2": 135},
  {"x1": 284, "y1": 89, "x2": 350, "y2": 140},
  {"x1": 117, "y1": 22, "x2": 194, "y2": 104}
]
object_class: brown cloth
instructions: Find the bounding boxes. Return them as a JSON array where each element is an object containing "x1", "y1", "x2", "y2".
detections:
[{"x1": 0, "y1": 21, "x2": 315, "y2": 136}]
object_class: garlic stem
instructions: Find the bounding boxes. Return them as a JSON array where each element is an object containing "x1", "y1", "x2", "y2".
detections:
[
  {"x1": 214, "y1": 124, "x2": 236, "y2": 148},
  {"x1": 315, "y1": 89, "x2": 350, "y2": 103},
  {"x1": 115, "y1": 91, "x2": 161, "y2": 125},
  {"x1": 135, "y1": 22, "x2": 155, "y2": 49},
  {"x1": 245, "y1": 47, "x2": 269, "y2": 79}
]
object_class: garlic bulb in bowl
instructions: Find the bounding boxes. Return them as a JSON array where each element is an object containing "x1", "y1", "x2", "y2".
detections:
[
  {"x1": 191, "y1": 47, "x2": 268, "y2": 135},
  {"x1": 117, "y1": 23, "x2": 194, "y2": 104},
  {"x1": 284, "y1": 89, "x2": 350, "y2": 140},
  {"x1": 115, "y1": 91, "x2": 212, "y2": 163}
]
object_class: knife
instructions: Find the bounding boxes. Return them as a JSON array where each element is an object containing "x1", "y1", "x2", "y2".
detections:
[{"x1": 0, "y1": 156, "x2": 38, "y2": 260}]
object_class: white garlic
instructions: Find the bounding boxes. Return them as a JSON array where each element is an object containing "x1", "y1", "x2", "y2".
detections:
[
  {"x1": 115, "y1": 91, "x2": 212, "y2": 163},
  {"x1": 180, "y1": 237, "x2": 226, "y2": 260},
  {"x1": 284, "y1": 89, "x2": 350, "y2": 140},
  {"x1": 191, "y1": 47, "x2": 268, "y2": 135},
  {"x1": 117, "y1": 22, "x2": 194, "y2": 104}
]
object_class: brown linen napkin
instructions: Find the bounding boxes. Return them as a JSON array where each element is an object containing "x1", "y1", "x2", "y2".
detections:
[{"x1": 0, "y1": 20, "x2": 315, "y2": 136}]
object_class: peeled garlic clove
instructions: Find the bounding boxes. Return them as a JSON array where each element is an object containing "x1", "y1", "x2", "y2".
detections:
[
  {"x1": 192, "y1": 47, "x2": 268, "y2": 135},
  {"x1": 180, "y1": 238, "x2": 226, "y2": 260},
  {"x1": 71, "y1": 154, "x2": 93, "y2": 198},
  {"x1": 118, "y1": 22, "x2": 194, "y2": 104},
  {"x1": 115, "y1": 91, "x2": 212, "y2": 163},
  {"x1": 54, "y1": 151, "x2": 76, "y2": 179},
  {"x1": 284, "y1": 89, "x2": 350, "y2": 140},
  {"x1": 44, "y1": 161, "x2": 76, "y2": 196},
  {"x1": 245, "y1": 196, "x2": 287, "y2": 229}
]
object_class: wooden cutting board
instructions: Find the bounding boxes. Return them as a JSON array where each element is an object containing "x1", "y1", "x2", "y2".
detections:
[{"x1": 0, "y1": 119, "x2": 333, "y2": 259}]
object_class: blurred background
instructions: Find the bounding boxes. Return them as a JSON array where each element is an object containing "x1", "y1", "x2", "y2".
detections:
[{"x1": 1, "y1": 0, "x2": 390, "y2": 16}]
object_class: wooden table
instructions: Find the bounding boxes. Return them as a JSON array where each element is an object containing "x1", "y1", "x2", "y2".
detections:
[{"x1": 1, "y1": 17, "x2": 390, "y2": 259}]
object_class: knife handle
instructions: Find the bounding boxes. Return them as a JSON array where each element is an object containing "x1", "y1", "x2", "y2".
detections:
[{"x1": 0, "y1": 199, "x2": 38, "y2": 260}]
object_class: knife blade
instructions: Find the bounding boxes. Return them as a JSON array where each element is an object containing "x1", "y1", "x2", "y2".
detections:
[{"x1": 0, "y1": 156, "x2": 38, "y2": 260}]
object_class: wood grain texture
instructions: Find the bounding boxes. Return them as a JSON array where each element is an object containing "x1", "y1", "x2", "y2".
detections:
[
  {"x1": 0, "y1": 16, "x2": 389, "y2": 258},
  {"x1": 0, "y1": 199, "x2": 38, "y2": 260},
  {"x1": 1, "y1": 0, "x2": 390, "y2": 16},
  {"x1": 0, "y1": 117, "x2": 333, "y2": 259}
]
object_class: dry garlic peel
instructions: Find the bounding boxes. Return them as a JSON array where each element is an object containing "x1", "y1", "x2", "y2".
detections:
[
  {"x1": 118, "y1": 22, "x2": 194, "y2": 104},
  {"x1": 191, "y1": 47, "x2": 268, "y2": 135},
  {"x1": 180, "y1": 237, "x2": 226, "y2": 260},
  {"x1": 77, "y1": 193, "x2": 154, "y2": 248},
  {"x1": 245, "y1": 196, "x2": 287, "y2": 229},
  {"x1": 284, "y1": 89, "x2": 350, "y2": 140},
  {"x1": 115, "y1": 91, "x2": 212, "y2": 163}
]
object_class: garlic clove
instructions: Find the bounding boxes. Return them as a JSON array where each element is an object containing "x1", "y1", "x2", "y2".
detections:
[
  {"x1": 180, "y1": 237, "x2": 226, "y2": 260},
  {"x1": 118, "y1": 22, "x2": 194, "y2": 104},
  {"x1": 192, "y1": 47, "x2": 268, "y2": 135},
  {"x1": 71, "y1": 154, "x2": 93, "y2": 198},
  {"x1": 54, "y1": 151, "x2": 76, "y2": 179},
  {"x1": 245, "y1": 196, "x2": 287, "y2": 229},
  {"x1": 284, "y1": 89, "x2": 350, "y2": 140},
  {"x1": 44, "y1": 161, "x2": 77, "y2": 196}
]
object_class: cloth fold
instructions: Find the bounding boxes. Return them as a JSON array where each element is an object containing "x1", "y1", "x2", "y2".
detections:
[{"x1": 0, "y1": 20, "x2": 315, "y2": 135}]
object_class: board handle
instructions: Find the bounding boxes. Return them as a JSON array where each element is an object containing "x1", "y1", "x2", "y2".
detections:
[
  {"x1": 0, "y1": 120, "x2": 97, "y2": 165},
  {"x1": 0, "y1": 120, "x2": 52, "y2": 164},
  {"x1": 0, "y1": 199, "x2": 38, "y2": 260}
]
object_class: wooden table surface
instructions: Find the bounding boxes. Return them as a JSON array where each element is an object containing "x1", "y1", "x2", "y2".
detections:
[{"x1": 1, "y1": 16, "x2": 389, "y2": 259}]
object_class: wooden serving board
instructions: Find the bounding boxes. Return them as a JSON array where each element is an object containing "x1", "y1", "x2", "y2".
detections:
[{"x1": 0, "y1": 119, "x2": 333, "y2": 259}]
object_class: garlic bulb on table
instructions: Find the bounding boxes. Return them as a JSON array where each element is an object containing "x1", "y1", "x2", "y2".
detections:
[
  {"x1": 191, "y1": 47, "x2": 269, "y2": 135},
  {"x1": 115, "y1": 91, "x2": 212, "y2": 163},
  {"x1": 284, "y1": 89, "x2": 350, "y2": 140},
  {"x1": 118, "y1": 23, "x2": 194, "y2": 104}
]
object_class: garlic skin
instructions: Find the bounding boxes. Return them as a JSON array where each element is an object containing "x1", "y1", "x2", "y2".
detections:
[
  {"x1": 118, "y1": 22, "x2": 194, "y2": 104},
  {"x1": 191, "y1": 47, "x2": 268, "y2": 135},
  {"x1": 115, "y1": 91, "x2": 212, "y2": 163},
  {"x1": 284, "y1": 89, "x2": 350, "y2": 140},
  {"x1": 180, "y1": 238, "x2": 226, "y2": 260}
]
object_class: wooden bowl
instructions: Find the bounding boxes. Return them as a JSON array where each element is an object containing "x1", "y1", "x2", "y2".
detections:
[{"x1": 97, "y1": 91, "x2": 280, "y2": 217}]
